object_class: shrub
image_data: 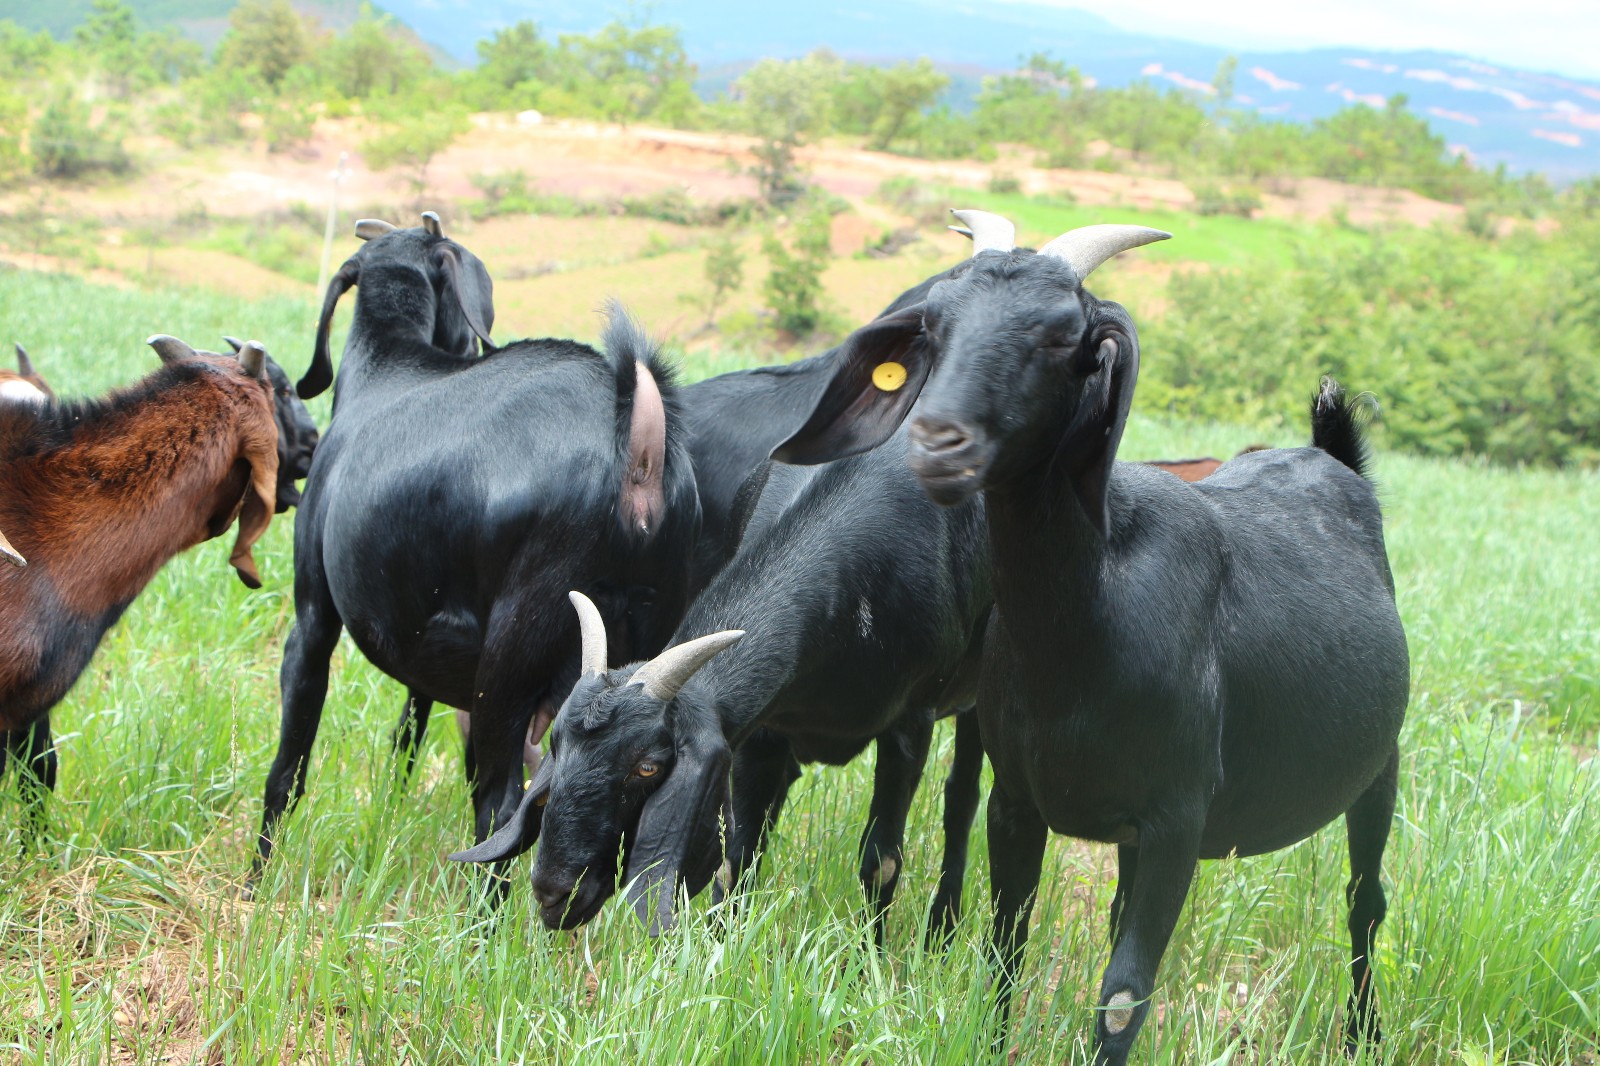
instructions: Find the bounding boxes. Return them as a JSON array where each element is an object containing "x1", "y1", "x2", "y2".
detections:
[
  {"x1": 762, "y1": 208, "x2": 834, "y2": 337},
  {"x1": 31, "y1": 90, "x2": 131, "y2": 179}
]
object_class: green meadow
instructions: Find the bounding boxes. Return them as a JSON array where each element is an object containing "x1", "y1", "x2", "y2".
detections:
[{"x1": 0, "y1": 270, "x2": 1596, "y2": 1064}]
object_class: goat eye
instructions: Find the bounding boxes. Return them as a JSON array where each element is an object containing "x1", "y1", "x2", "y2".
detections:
[{"x1": 633, "y1": 761, "x2": 660, "y2": 779}]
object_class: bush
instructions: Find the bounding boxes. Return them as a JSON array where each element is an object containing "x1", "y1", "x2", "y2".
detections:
[
  {"x1": 31, "y1": 90, "x2": 131, "y2": 179},
  {"x1": 1192, "y1": 182, "x2": 1262, "y2": 217},
  {"x1": 762, "y1": 209, "x2": 834, "y2": 337},
  {"x1": 1140, "y1": 224, "x2": 1600, "y2": 467}
]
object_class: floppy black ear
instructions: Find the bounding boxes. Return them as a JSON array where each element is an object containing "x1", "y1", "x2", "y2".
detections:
[
  {"x1": 301, "y1": 258, "x2": 359, "y2": 399},
  {"x1": 435, "y1": 244, "x2": 495, "y2": 349},
  {"x1": 448, "y1": 756, "x2": 554, "y2": 864},
  {"x1": 772, "y1": 306, "x2": 930, "y2": 465},
  {"x1": 622, "y1": 700, "x2": 731, "y2": 934},
  {"x1": 1061, "y1": 302, "x2": 1140, "y2": 539}
]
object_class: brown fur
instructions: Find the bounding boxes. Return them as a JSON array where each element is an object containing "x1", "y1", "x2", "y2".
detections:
[
  {"x1": 0, "y1": 351, "x2": 278, "y2": 732},
  {"x1": 1143, "y1": 457, "x2": 1224, "y2": 482}
]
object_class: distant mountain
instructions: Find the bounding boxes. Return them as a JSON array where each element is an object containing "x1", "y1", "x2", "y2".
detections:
[
  {"x1": 375, "y1": 0, "x2": 1600, "y2": 179},
  {"x1": 12, "y1": 0, "x2": 1597, "y2": 178}
]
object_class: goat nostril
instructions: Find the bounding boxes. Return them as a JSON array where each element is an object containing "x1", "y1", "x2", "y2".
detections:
[
  {"x1": 911, "y1": 420, "x2": 973, "y2": 454},
  {"x1": 532, "y1": 881, "x2": 571, "y2": 911}
]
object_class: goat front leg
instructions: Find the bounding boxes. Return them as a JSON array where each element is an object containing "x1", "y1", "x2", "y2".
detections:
[
  {"x1": 715, "y1": 729, "x2": 799, "y2": 917},
  {"x1": 927, "y1": 709, "x2": 983, "y2": 949},
  {"x1": 252, "y1": 589, "x2": 342, "y2": 891},
  {"x1": 1091, "y1": 818, "x2": 1202, "y2": 1066},
  {"x1": 987, "y1": 782, "x2": 1048, "y2": 1040},
  {"x1": 1344, "y1": 747, "x2": 1397, "y2": 1053},
  {"x1": 858, "y1": 715, "x2": 933, "y2": 949},
  {"x1": 5, "y1": 713, "x2": 57, "y2": 851}
]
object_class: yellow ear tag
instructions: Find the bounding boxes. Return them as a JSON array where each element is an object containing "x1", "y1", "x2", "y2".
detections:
[{"x1": 872, "y1": 361, "x2": 907, "y2": 392}]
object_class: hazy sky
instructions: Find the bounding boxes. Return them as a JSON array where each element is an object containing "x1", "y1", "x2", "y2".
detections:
[{"x1": 1027, "y1": 0, "x2": 1600, "y2": 81}]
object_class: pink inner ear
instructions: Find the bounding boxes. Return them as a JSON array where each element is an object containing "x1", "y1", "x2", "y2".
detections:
[{"x1": 623, "y1": 360, "x2": 668, "y2": 537}]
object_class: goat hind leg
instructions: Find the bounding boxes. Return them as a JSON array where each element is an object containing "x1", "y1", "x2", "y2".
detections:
[
  {"x1": 927, "y1": 709, "x2": 983, "y2": 949},
  {"x1": 390, "y1": 688, "x2": 434, "y2": 785},
  {"x1": 1344, "y1": 748, "x2": 1398, "y2": 1053},
  {"x1": 253, "y1": 593, "x2": 342, "y2": 888},
  {"x1": 856, "y1": 716, "x2": 933, "y2": 949}
]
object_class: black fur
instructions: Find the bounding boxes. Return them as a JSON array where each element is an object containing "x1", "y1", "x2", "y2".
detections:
[
  {"x1": 780, "y1": 244, "x2": 1410, "y2": 1064},
  {"x1": 250, "y1": 222, "x2": 700, "y2": 889},
  {"x1": 457, "y1": 431, "x2": 992, "y2": 947}
]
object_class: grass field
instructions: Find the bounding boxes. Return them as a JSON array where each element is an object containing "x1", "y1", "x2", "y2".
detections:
[{"x1": 1, "y1": 271, "x2": 1597, "y2": 1064}]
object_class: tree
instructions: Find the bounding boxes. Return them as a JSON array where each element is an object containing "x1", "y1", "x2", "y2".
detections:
[
  {"x1": 737, "y1": 55, "x2": 836, "y2": 206},
  {"x1": 762, "y1": 208, "x2": 833, "y2": 336},
  {"x1": 686, "y1": 235, "x2": 745, "y2": 326},
  {"x1": 866, "y1": 59, "x2": 948, "y2": 149},
  {"x1": 362, "y1": 101, "x2": 469, "y2": 204},
  {"x1": 473, "y1": 20, "x2": 553, "y2": 107},
  {"x1": 215, "y1": 0, "x2": 313, "y2": 90},
  {"x1": 318, "y1": 4, "x2": 428, "y2": 99}
]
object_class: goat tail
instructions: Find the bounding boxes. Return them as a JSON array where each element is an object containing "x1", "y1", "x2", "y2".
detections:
[{"x1": 1310, "y1": 375, "x2": 1374, "y2": 480}]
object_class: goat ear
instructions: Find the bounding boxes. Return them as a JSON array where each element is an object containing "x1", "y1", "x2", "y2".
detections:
[
  {"x1": 1063, "y1": 305, "x2": 1140, "y2": 539},
  {"x1": 301, "y1": 258, "x2": 359, "y2": 399},
  {"x1": 449, "y1": 755, "x2": 554, "y2": 864},
  {"x1": 622, "y1": 700, "x2": 731, "y2": 935},
  {"x1": 435, "y1": 244, "x2": 495, "y2": 348},
  {"x1": 771, "y1": 306, "x2": 930, "y2": 465},
  {"x1": 226, "y1": 414, "x2": 280, "y2": 589}
]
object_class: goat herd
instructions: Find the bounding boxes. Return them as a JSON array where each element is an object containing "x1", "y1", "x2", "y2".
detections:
[{"x1": 0, "y1": 208, "x2": 1410, "y2": 1064}]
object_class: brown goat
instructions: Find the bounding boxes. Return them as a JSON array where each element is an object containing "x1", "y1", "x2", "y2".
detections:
[
  {"x1": 0, "y1": 334, "x2": 279, "y2": 837},
  {"x1": 0, "y1": 344, "x2": 54, "y2": 403}
]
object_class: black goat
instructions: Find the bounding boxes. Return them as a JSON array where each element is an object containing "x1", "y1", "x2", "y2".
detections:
[
  {"x1": 775, "y1": 213, "x2": 1410, "y2": 1063},
  {"x1": 454, "y1": 429, "x2": 991, "y2": 946},
  {"x1": 253, "y1": 213, "x2": 700, "y2": 885}
]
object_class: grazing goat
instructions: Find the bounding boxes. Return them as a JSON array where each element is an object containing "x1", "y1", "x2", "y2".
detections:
[
  {"x1": 455, "y1": 429, "x2": 992, "y2": 944},
  {"x1": 253, "y1": 213, "x2": 701, "y2": 886},
  {"x1": 774, "y1": 212, "x2": 1409, "y2": 1064},
  {"x1": 0, "y1": 335, "x2": 280, "y2": 837}
]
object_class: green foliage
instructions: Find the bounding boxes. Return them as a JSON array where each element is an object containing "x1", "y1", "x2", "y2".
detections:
[
  {"x1": 737, "y1": 54, "x2": 838, "y2": 206},
  {"x1": 0, "y1": 90, "x2": 30, "y2": 182},
  {"x1": 1140, "y1": 222, "x2": 1600, "y2": 467},
  {"x1": 361, "y1": 99, "x2": 470, "y2": 200},
  {"x1": 317, "y1": 4, "x2": 430, "y2": 100},
  {"x1": 762, "y1": 208, "x2": 834, "y2": 336},
  {"x1": 30, "y1": 87, "x2": 131, "y2": 178},
  {"x1": 213, "y1": 0, "x2": 310, "y2": 89},
  {"x1": 685, "y1": 233, "x2": 745, "y2": 324},
  {"x1": 1190, "y1": 181, "x2": 1261, "y2": 217}
]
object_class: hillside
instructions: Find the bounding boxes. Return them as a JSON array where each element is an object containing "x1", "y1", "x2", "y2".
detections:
[{"x1": 7, "y1": 0, "x2": 1598, "y2": 178}]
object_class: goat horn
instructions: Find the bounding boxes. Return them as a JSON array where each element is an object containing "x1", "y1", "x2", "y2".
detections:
[
  {"x1": 15, "y1": 343, "x2": 35, "y2": 377},
  {"x1": 568, "y1": 591, "x2": 609, "y2": 677},
  {"x1": 949, "y1": 209, "x2": 1015, "y2": 256},
  {"x1": 221, "y1": 335, "x2": 244, "y2": 353},
  {"x1": 1036, "y1": 224, "x2": 1171, "y2": 280},
  {"x1": 0, "y1": 527, "x2": 24, "y2": 569},
  {"x1": 354, "y1": 218, "x2": 398, "y2": 241},
  {"x1": 420, "y1": 211, "x2": 443, "y2": 237},
  {"x1": 629, "y1": 630, "x2": 745, "y2": 703},
  {"x1": 236, "y1": 340, "x2": 267, "y2": 379},
  {"x1": 146, "y1": 334, "x2": 196, "y2": 365}
]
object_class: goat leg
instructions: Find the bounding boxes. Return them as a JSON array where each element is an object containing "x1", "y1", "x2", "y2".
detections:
[
  {"x1": 4, "y1": 714, "x2": 57, "y2": 852},
  {"x1": 1343, "y1": 748, "x2": 1398, "y2": 1053},
  {"x1": 390, "y1": 688, "x2": 434, "y2": 784},
  {"x1": 1090, "y1": 820, "x2": 1202, "y2": 1066},
  {"x1": 927, "y1": 709, "x2": 983, "y2": 949},
  {"x1": 714, "y1": 729, "x2": 799, "y2": 923},
  {"x1": 858, "y1": 715, "x2": 933, "y2": 950},
  {"x1": 987, "y1": 783, "x2": 1048, "y2": 1048},
  {"x1": 252, "y1": 594, "x2": 343, "y2": 893}
]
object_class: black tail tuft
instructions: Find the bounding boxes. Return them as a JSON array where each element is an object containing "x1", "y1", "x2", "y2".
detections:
[{"x1": 1310, "y1": 376, "x2": 1373, "y2": 479}]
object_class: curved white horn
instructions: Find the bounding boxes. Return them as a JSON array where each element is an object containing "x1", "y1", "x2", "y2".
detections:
[
  {"x1": 146, "y1": 334, "x2": 196, "y2": 365},
  {"x1": 630, "y1": 630, "x2": 745, "y2": 703},
  {"x1": 354, "y1": 218, "x2": 398, "y2": 241},
  {"x1": 236, "y1": 340, "x2": 267, "y2": 379},
  {"x1": 1036, "y1": 224, "x2": 1171, "y2": 280},
  {"x1": 569, "y1": 591, "x2": 610, "y2": 676},
  {"x1": 0, "y1": 526, "x2": 25, "y2": 569},
  {"x1": 949, "y1": 209, "x2": 1015, "y2": 256},
  {"x1": 420, "y1": 211, "x2": 443, "y2": 237}
]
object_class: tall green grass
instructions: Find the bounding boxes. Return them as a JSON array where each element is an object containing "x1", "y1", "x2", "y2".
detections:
[{"x1": 1, "y1": 272, "x2": 1596, "y2": 1063}]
